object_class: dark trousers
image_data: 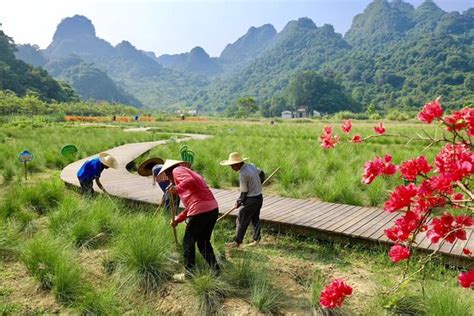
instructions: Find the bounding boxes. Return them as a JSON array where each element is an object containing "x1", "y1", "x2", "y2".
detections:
[
  {"x1": 234, "y1": 195, "x2": 263, "y2": 244},
  {"x1": 183, "y1": 208, "x2": 220, "y2": 273},
  {"x1": 79, "y1": 179, "x2": 94, "y2": 195}
]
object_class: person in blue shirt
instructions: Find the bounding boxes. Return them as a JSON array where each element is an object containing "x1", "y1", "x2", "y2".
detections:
[
  {"x1": 77, "y1": 153, "x2": 118, "y2": 195},
  {"x1": 152, "y1": 164, "x2": 180, "y2": 212}
]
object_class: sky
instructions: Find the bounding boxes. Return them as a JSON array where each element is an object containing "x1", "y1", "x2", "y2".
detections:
[{"x1": 1, "y1": 0, "x2": 472, "y2": 57}]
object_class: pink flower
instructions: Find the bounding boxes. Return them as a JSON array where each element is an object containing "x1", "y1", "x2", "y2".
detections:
[
  {"x1": 341, "y1": 120, "x2": 352, "y2": 134},
  {"x1": 389, "y1": 244, "x2": 410, "y2": 263},
  {"x1": 400, "y1": 156, "x2": 432, "y2": 182},
  {"x1": 435, "y1": 144, "x2": 474, "y2": 182},
  {"x1": 385, "y1": 211, "x2": 421, "y2": 242},
  {"x1": 374, "y1": 122, "x2": 386, "y2": 135},
  {"x1": 458, "y1": 269, "x2": 474, "y2": 288},
  {"x1": 427, "y1": 212, "x2": 473, "y2": 244},
  {"x1": 463, "y1": 248, "x2": 472, "y2": 256},
  {"x1": 418, "y1": 98, "x2": 443, "y2": 124},
  {"x1": 320, "y1": 125, "x2": 339, "y2": 149},
  {"x1": 362, "y1": 154, "x2": 397, "y2": 184},
  {"x1": 351, "y1": 134, "x2": 362, "y2": 143},
  {"x1": 384, "y1": 183, "x2": 418, "y2": 213},
  {"x1": 320, "y1": 279, "x2": 353, "y2": 309}
]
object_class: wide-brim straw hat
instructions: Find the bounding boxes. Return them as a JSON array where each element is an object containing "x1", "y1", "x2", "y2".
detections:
[
  {"x1": 137, "y1": 157, "x2": 164, "y2": 176},
  {"x1": 156, "y1": 159, "x2": 191, "y2": 182},
  {"x1": 220, "y1": 152, "x2": 248, "y2": 166},
  {"x1": 99, "y1": 152, "x2": 119, "y2": 169}
]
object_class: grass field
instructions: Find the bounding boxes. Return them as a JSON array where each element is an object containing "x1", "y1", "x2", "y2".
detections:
[
  {"x1": 138, "y1": 120, "x2": 440, "y2": 207},
  {"x1": 1, "y1": 118, "x2": 472, "y2": 314}
]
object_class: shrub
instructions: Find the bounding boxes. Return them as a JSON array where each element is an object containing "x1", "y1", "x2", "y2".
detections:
[{"x1": 386, "y1": 109, "x2": 411, "y2": 121}]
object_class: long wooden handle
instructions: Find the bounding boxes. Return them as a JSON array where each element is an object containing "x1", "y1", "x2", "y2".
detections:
[
  {"x1": 262, "y1": 167, "x2": 280, "y2": 186},
  {"x1": 216, "y1": 206, "x2": 238, "y2": 222},
  {"x1": 169, "y1": 193, "x2": 179, "y2": 245}
]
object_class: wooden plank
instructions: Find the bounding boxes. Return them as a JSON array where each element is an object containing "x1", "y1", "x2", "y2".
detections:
[
  {"x1": 372, "y1": 213, "x2": 404, "y2": 241},
  {"x1": 332, "y1": 207, "x2": 379, "y2": 234},
  {"x1": 317, "y1": 206, "x2": 365, "y2": 231},
  {"x1": 305, "y1": 204, "x2": 354, "y2": 229},
  {"x1": 450, "y1": 230, "x2": 474, "y2": 257},
  {"x1": 290, "y1": 203, "x2": 340, "y2": 226},
  {"x1": 271, "y1": 201, "x2": 322, "y2": 222},
  {"x1": 297, "y1": 204, "x2": 350, "y2": 227},
  {"x1": 261, "y1": 198, "x2": 310, "y2": 219},
  {"x1": 359, "y1": 212, "x2": 399, "y2": 239},
  {"x1": 340, "y1": 207, "x2": 383, "y2": 235}
]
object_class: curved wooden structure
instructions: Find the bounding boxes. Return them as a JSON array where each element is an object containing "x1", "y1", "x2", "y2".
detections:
[{"x1": 60, "y1": 135, "x2": 472, "y2": 267}]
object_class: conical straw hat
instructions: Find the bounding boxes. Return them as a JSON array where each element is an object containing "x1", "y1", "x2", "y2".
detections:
[
  {"x1": 99, "y1": 152, "x2": 119, "y2": 169},
  {"x1": 219, "y1": 152, "x2": 248, "y2": 166},
  {"x1": 156, "y1": 159, "x2": 191, "y2": 182},
  {"x1": 137, "y1": 157, "x2": 164, "y2": 176}
]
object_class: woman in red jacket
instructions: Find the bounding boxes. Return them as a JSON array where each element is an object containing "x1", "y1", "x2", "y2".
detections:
[{"x1": 157, "y1": 160, "x2": 220, "y2": 275}]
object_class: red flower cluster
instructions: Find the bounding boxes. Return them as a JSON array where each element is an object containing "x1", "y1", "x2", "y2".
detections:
[
  {"x1": 389, "y1": 244, "x2": 411, "y2": 263},
  {"x1": 458, "y1": 269, "x2": 474, "y2": 288},
  {"x1": 444, "y1": 108, "x2": 474, "y2": 136},
  {"x1": 341, "y1": 120, "x2": 352, "y2": 134},
  {"x1": 352, "y1": 134, "x2": 362, "y2": 143},
  {"x1": 374, "y1": 122, "x2": 386, "y2": 135},
  {"x1": 384, "y1": 183, "x2": 418, "y2": 213},
  {"x1": 417, "y1": 98, "x2": 443, "y2": 123},
  {"x1": 400, "y1": 156, "x2": 432, "y2": 182},
  {"x1": 385, "y1": 211, "x2": 421, "y2": 242},
  {"x1": 320, "y1": 126, "x2": 340, "y2": 149},
  {"x1": 427, "y1": 212, "x2": 473, "y2": 244},
  {"x1": 435, "y1": 144, "x2": 474, "y2": 182},
  {"x1": 320, "y1": 279, "x2": 353, "y2": 309},
  {"x1": 362, "y1": 154, "x2": 397, "y2": 184}
]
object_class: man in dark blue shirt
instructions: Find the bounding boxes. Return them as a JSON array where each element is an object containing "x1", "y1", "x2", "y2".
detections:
[{"x1": 77, "y1": 153, "x2": 118, "y2": 195}]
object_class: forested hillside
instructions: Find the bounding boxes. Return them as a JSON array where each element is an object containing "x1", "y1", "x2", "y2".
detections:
[
  {"x1": 11, "y1": 0, "x2": 474, "y2": 113},
  {"x1": 0, "y1": 28, "x2": 76, "y2": 103}
]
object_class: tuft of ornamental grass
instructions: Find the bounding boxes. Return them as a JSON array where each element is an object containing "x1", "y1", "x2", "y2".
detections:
[
  {"x1": 49, "y1": 195, "x2": 120, "y2": 248},
  {"x1": 0, "y1": 179, "x2": 64, "y2": 224},
  {"x1": 113, "y1": 214, "x2": 175, "y2": 292},
  {"x1": 425, "y1": 283, "x2": 474, "y2": 316},
  {"x1": 77, "y1": 286, "x2": 120, "y2": 316},
  {"x1": 0, "y1": 222, "x2": 21, "y2": 260},
  {"x1": 21, "y1": 234, "x2": 84, "y2": 305},
  {"x1": 249, "y1": 278, "x2": 283, "y2": 314},
  {"x1": 222, "y1": 253, "x2": 261, "y2": 293},
  {"x1": 186, "y1": 269, "x2": 232, "y2": 315},
  {"x1": 382, "y1": 290, "x2": 427, "y2": 315}
]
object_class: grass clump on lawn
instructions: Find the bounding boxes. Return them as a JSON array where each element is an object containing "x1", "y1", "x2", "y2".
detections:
[
  {"x1": 21, "y1": 234, "x2": 84, "y2": 305},
  {"x1": 187, "y1": 269, "x2": 232, "y2": 315},
  {"x1": 0, "y1": 179, "x2": 64, "y2": 226},
  {"x1": 113, "y1": 214, "x2": 175, "y2": 292},
  {"x1": 50, "y1": 195, "x2": 121, "y2": 248},
  {"x1": 425, "y1": 283, "x2": 474, "y2": 316}
]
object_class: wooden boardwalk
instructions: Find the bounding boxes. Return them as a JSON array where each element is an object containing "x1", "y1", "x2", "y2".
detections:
[{"x1": 60, "y1": 136, "x2": 473, "y2": 266}]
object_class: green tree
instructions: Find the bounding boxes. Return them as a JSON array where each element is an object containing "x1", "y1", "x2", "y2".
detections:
[{"x1": 285, "y1": 71, "x2": 358, "y2": 114}]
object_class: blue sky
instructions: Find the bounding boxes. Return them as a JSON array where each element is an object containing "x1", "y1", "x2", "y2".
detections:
[{"x1": 1, "y1": 0, "x2": 472, "y2": 57}]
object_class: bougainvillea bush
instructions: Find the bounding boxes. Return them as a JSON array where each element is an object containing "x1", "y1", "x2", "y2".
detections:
[{"x1": 319, "y1": 98, "x2": 473, "y2": 309}]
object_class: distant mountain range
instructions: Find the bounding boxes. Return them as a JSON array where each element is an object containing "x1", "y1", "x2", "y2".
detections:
[{"x1": 11, "y1": 0, "x2": 474, "y2": 113}]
